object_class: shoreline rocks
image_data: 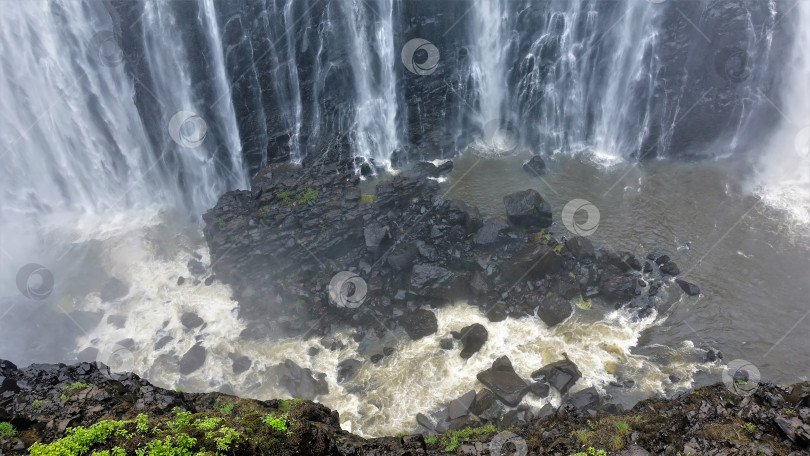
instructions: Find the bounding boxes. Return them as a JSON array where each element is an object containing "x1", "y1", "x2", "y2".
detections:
[{"x1": 2, "y1": 360, "x2": 807, "y2": 456}]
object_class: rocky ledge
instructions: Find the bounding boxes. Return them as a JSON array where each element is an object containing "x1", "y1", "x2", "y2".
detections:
[
  {"x1": 1, "y1": 360, "x2": 809, "y2": 455},
  {"x1": 200, "y1": 156, "x2": 700, "y2": 342}
]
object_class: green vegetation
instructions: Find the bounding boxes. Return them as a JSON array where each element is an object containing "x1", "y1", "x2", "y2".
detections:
[
  {"x1": 32, "y1": 399, "x2": 43, "y2": 408},
  {"x1": 63, "y1": 382, "x2": 90, "y2": 396},
  {"x1": 258, "y1": 205, "x2": 271, "y2": 214},
  {"x1": 276, "y1": 191, "x2": 290, "y2": 203},
  {"x1": 570, "y1": 448, "x2": 607, "y2": 456},
  {"x1": 569, "y1": 416, "x2": 633, "y2": 452},
  {"x1": 218, "y1": 402, "x2": 235, "y2": 415},
  {"x1": 294, "y1": 187, "x2": 318, "y2": 205},
  {"x1": 360, "y1": 194, "x2": 374, "y2": 204},
  {"x1": 216, "y1": 220, "x2": 226, "y2": 230},
  {"x1": 421, "y1": 425, "x2": 498, "y2": 452},
  {"x1": 277, "y1": 398, "x2": 304, "y2": 413},
  {"x1": 0, "y1": 422, "x2": 16, "y2": 438},
  {"x1": 27, "y1": 404, "x2": 305, "y2": 456}
]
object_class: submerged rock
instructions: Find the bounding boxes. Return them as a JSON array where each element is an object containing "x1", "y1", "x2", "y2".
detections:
[
  {"x1": 272, "y1": 359, "x2": 328, "y2": 399},
  {"x1": 676, "y1": 279, "x2": 701, "y2": 296},
  {"x1": 179, "y1": 344, "x2": 206, "y2": 375},
  {"x1": 522, "y1": 155, "x2": 546, "y2": 175}
]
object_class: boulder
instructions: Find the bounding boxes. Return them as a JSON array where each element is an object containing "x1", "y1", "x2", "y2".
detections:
[
  {"x1": 447, "y1": 389, "x2": 476, "y2": 419},
  {"x1": 180, "y1": 312, "x2": 204, "y2": 329},
  {"x1": 563, "y1": 386, "x2": 601, "y2": 411},
  {"x1": 409, "y1": 263, "x2": 452, "y2": 291},
  {"x1": 504, "y1": 245, "x2": 563, "y2": 281},
  {"x1": 399, "y1": 309, "x2": 438, "y2": 340},
  {"x1": 229, "y1": 355, "x2": 251, "y2": 375},
  {"x1": 363, "y1": 223, "x2": 390, "y2": 253},
  {"x1": 179, "y1": 344, "x2": 206, "y2": 375},
  {"x1": 187, "y1": 259, "x2": 206, "y2": 276},
  {"x1": 336, "y1": 359, "x2": 362, "y2": 383},
  {"x1": 458, "y1": 323, "x2": 488, "y2": 359},
  {"x1": 473, "y1": 216, "x2": 511, "y2": 246},
  {"x1": 503, "y1": 189, "x2": 553, "y2": 228},
  {"x1": 675, "y1": 279, "x2": 700, "y2": 296},
  {"x1": 531, "y1": 356, "x2": 582, "y2": 395},
  {"x1": 437, "y1": 160, "x2": 454, "y2": 174},
  {"x1": 444, "y1": 200, "x2": 483, "y2": 233},
  {"x1": 565, "y1": 236, "x2": 595, "y2": 260},
  {"x1": 529, "y1": 294, "x2": 573, "y2": 327},
  {"x1": 439, "y1": 338, "x2": 454, "y2": 350},
  {"x1": 660, "y1": 261, "x2": 680, "y2": 275},
  {"x1": 476, "y1": 356, "x2": 530, "y2": 407},
  {"x1": 522, "y1": 156, "x2": 546, "y2": 175},
  {"x1": 599, "y1": 267, "x2": 640, "y2": 301},
  {"x1": 469, "y1": 389, "x2": 497, "y2": 416},
  {"x1": 272, "y1": 359, "x2": 329, "y2": 399}
]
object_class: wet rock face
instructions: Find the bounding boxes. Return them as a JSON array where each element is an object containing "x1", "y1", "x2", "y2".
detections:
[
  {"x1": 458, "y1": 324, "x2": 488, "y2": 359},
  {"x1": 475, "y1": 356, "x2": 531, "y2": 407},
  {"x1": 531, "y1": 356, "x2": 582, "y2": 395},
  {"x1": 271, "y1": 360, "x2": 329, "y2": 400},
  {"x1": 399, "y1": 309, "x2": 439, "y2": 340}
]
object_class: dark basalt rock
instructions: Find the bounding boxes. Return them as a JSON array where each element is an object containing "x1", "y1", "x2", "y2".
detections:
[
  {"x1": 504, "y1": 244, "x2": 563, "y2": 281},
  {"x1": 562, "y1": 386, "x2": 602, "y2": 413},
  {"x1": 180, "y1": 312, "x2": 204, "y2": 329},
  {"x1": 676, "y1": 279, "x2": 701, "y2": 296},
  {"x1": 179, "y1": 344, "x2": 206, "y2": 375},
  {"x1": 436, "y1": 160, "x2": 454, "y2": 174},
  {"x1": 458, "y1": 323, "x2": 488, "y2": 359},
  {"x1": 531, "y1": 356, "x2": 582, "y2": 395},
  {"x1": 469, "y1": 389, "x2": 496, "y2": 416},
  {"x1": 363, "y1": 223, "x2": 390, "y2": 253},
  {"x1": 565, "y1": 236, "x2": 594, "y2": 260},
  {"x1": 187, "y1": 259, "x2": 206, "y2": 276},
  {"x1": 473, "y1": 216, "x2": 511, "y2": 246},
  {"x1": 503, "y1": 189, "x2": 553, "y2": 228},
  {"x1": 336, "y1": 359, "x2": 362, "y2": 383},
  {"x1": 659, "y1": 260, "x2": 680, "y2": 275},
  {"x1": 272, "y1": 359, "x2": 328, "y2": 400},
  {"x1": 447, "y1": 389, "x2": 476, "y2": 419},
  {"x1": 522, "y1": 155, "x2": 546, "y2": 175},
  {"x1": 398, "y1": 309, "x2": 438, "y2": 340},
  {"x1": 528, "y1": 293, "x2": 573, "y2": 327},
  {"x1": 229, "y1": 354, "x2": 251, "y2": 375},
  {"x1": 599, "y1": 266, "x2": 640, "y2": 301},
  {"x1": 439, "y1": 338, "x2": 454, "y2": 350},
  {"x1": 476, "y1": 356, "x2": 531, "y2": 407}
]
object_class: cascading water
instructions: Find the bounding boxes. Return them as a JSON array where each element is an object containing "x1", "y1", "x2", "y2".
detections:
[{"x1": 344, "y1": 0, "x2": 399, "y2": 168}]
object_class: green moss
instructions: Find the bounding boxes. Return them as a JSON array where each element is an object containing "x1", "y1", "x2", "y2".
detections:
[
  {"x1": 32, "y1": 399, "x2": 43, "y2": 408},
  {"x1": 217, "y1": 402, "x2": 235, "y2": 415},
  {"x1": 422, "y1": 425, "x2": 498, "y2": 452},
  {"x1": 216, "y1": 220, "x2": 226, "y2": 230},
  {"x1": 570, "y1": 448, "x2": 607, "y2": 456},
  {"x1": 62, "y1": 382, "x2": 90, "y2": 397},
  {"x1": 277, "y1": 398, "x2": 304, "y2": 413},
  {"x1": 276, "y1": 191, "x2": 290, "y2": 203},
  {"x1": 360, "y1": 194, "x2": 374, "y2": 203},
  {"x1": 258, "y1": 205, "x2": 271, "y2": 214},
  {"x1": 0, "y1": 422, "x2": 16, "y2": 437},
  {"x1": 294, "y1": 187, "x2": 318, "y2": 205}
]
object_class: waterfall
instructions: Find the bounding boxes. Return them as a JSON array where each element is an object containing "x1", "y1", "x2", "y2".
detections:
[
  {"x1": 0, "y1": 0, "x2": 247, "y2": 219},
  {"x1": 469, "y1": 0, "x2": 510, "y2": 126},
  {"x1": 344, "y1": 0, "x2": 399, "y2": 168}
]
